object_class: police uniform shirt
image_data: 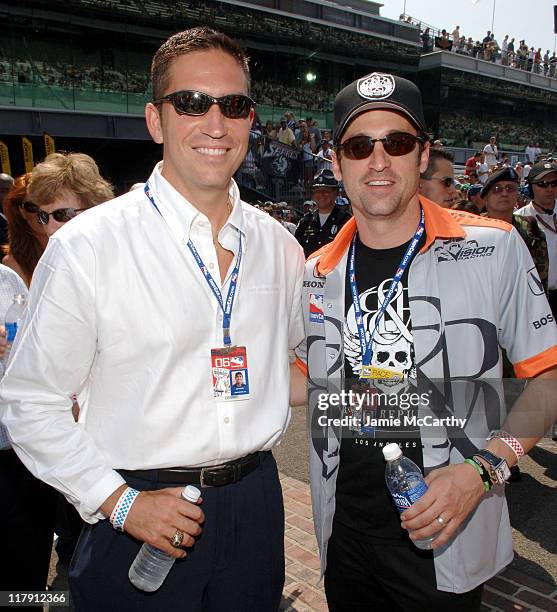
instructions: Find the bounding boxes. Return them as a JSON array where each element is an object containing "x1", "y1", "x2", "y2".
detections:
[{"x1": 295, "y1": 204, "x2": 352, "y2": 259}]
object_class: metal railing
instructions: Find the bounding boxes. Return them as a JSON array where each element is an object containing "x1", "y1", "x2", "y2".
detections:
[{"x1": 0, "y1": 81, "x2": 334, "y2": 128}]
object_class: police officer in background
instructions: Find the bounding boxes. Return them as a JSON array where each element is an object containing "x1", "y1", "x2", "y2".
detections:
[{"x1": 295, "y1": 169, "x2": 352, "y2": 258}]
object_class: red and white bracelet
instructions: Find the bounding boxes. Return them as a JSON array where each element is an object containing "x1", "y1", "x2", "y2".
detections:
[{"x1": 487, "y1": 430, "x2": 524, "y2": 461}]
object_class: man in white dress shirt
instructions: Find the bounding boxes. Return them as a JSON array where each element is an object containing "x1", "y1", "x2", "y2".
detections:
[{"x1": 0, "y1": 27, "x2": 304, "y2": 611}]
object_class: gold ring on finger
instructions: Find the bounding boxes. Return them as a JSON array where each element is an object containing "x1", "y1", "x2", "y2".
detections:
[{"x1": 170, "y1": 529, "x2": 184, "y2": 548}]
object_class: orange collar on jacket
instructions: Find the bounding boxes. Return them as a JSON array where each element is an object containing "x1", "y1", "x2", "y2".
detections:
[{"x1": 311, "y1": 195, "x2": 467, "y2": 276}]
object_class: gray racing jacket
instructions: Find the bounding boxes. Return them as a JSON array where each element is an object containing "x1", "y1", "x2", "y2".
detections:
[{"x1": 296, "y1": 196, "x2": 557, "y2": 593}]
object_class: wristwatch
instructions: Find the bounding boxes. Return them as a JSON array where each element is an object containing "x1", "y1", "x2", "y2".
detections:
[{"x1": 473, "y1": 449, "x2": 511, "y2": 486}]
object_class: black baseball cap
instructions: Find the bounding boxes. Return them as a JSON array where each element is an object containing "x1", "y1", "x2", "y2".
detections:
[
  {"x1": 313, "y1": 169, "x2": 338, "y2": 189},
  {"x1": 480, "y1": 167, "x2": 519, "y2": 197},
  {"x1": 467, "y1": 184, "x2": 483, "y2": 199},
  {"x1": 527, "y1": 161, "x2": 557, "y2": 184},
  {"x1": 333, "y1": 72, "x2": 427, "y2": 143}
]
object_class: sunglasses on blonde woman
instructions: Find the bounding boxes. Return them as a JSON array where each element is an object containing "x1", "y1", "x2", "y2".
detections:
[
  {"x1": 20, "y1": 201, "x2": 40, "y2": 214},
  {"x1": 37, "y1": 208, "x2": 87, "y2": 225}
]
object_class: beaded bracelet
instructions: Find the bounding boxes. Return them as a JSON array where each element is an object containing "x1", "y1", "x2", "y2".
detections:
[
  {"x1": 487, "y1": 430, "x2": 524, "y2": 461},
  {"x1": 464, "y1": 458, "x2": 492, "y2": 492},
  {"x1": 110, "y1": 487, "x2": 140, "y2": 532}
]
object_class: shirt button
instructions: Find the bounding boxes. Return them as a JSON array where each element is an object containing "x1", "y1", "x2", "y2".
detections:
[
  {"x1": 224, "y1": 417, "x2": 230, "y2": 424},
  {"x1": 209, "y1": 263, "x2": 215, "y2": 269},
  {"x1": 329, "y1": 352, "x2": 335, "y2": 360},
  {"x1": 218, "y1": 314, "x2": 223, "y2": 321},
  {"x1": 327, "y1": 303, "x2": 333, "y2": 309}
]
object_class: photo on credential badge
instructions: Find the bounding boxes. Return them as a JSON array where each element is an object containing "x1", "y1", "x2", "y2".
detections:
[{"x1": 230, "y1": 368, "x2": 250, "y2": 396}]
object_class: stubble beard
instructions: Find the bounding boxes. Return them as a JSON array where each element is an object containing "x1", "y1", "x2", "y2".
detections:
[{"x1": 351, "y1": 183, "x2": 413, "y2": 222}]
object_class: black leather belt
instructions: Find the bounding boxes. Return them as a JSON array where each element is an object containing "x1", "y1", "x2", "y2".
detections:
[{"x1": 118, "y1": 451, "x2": 268, "y2": 487}]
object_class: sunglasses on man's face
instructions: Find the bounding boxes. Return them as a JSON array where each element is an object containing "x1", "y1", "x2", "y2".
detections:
[
  {"x1": 532, "y1": 179, "x2": 557, "y2": 189},
  {"x1": 423, "y1": 176, "x2": 457, "y2": 188},
  {"x1": 153, "y1": 90, "x2": 255, "y2": 119},
  {"x1": 336, "y1": 132, "x2": 425, "y2": 160},
  {"x1": 492, "y1": 184, "x2": 518, "y2": 194},
  {"x1": 37, "y1": 207, "x2": 86, "y2": 225}
]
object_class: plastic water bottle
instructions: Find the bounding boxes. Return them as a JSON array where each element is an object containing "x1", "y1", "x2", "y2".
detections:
[
  {"x1": 4, "y1": 294, "x2": 26, "y2": 365},
  {"x1": 382, "y1": 443, "x2": 435, "y2": 550},
  {"x1": 128, "y1": 485, "x2": 201, "y2": 592}
]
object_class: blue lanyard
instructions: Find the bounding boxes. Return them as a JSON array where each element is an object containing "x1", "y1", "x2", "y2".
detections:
[
  {"x1": 144, "y1": 183, "x2": 241, "y2": 346},
  {"x1": 348, "y1": 207, "x2": 425, "y2": 371}
]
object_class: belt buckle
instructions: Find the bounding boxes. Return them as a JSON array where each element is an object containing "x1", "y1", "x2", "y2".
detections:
[{"x1": 200, "y1": 464, "x2": 231, "y2": 488}]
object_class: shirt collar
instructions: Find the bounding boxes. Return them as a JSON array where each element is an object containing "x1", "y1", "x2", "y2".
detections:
[
  {"x1": 313, "y1": 195, "x2": 466, "y2": 276},
  {"x1": 147, "y1": 162, "x2": 245, "y2": 244}
]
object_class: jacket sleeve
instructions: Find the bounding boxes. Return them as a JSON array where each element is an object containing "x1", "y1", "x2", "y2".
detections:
[{"x1": 498, "y1": 228, "x2": 557, "y2": 377}]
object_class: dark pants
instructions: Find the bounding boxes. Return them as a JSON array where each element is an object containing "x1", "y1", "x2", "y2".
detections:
[
  {"x1": 69, "y1": 452, "x2": 284, "y2": 612},
  {"x1": 55, "y1": 493, "x2": 84, "y2": 564},
  {"x1": 325, "y1": 520, "x2": 483, "y2": 612},
  {"x1": 0, "y1": 449, "x2": 58, "y2": 607}
]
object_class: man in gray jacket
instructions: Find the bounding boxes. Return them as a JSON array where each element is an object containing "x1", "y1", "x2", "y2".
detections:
[{"x1": 294, "y1": 71, "x2": 557, "y2": 611}]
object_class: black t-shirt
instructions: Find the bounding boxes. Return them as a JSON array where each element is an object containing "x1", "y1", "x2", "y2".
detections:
[{"x1": 335, "y1": 234, "x2": 425, "y2": 542}]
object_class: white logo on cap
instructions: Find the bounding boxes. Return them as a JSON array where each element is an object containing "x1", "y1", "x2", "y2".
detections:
[
  {"x1": 357, "y1": 73, "x2": 395, "y2": 100},
  {"x1": 545, "y1": 163, "x2": 552, "y2": 169}
]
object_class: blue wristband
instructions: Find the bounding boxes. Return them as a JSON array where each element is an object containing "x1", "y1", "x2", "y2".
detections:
[{"x1": 110, "y1": 487, "x2": 140, "y2": 532}]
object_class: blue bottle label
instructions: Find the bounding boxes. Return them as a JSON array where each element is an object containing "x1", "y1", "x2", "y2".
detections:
[
  {"x1": 6, "y1": 322, "x2": 18, "y2": 343},
  {"x1": 392, "y1": 480, "x2": 428, "y2": 512}
]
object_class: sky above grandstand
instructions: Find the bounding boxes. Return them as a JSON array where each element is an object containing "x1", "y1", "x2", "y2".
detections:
[{"x1": 382, "y1": 0, "x2": 556, "y2": 55}]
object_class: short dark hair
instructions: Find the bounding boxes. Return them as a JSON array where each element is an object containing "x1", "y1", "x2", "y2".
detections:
[
  {"x1": 151, "y1": 27, "x2": 250, "y2": 101},
  {"x1": 420, "y1": 148, "x2": 454, "y2": 179}
]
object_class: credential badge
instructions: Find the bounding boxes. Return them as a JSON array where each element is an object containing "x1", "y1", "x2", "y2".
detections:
[{"x1": 357, "y1": 73, "x2": 395, "y2": 100}]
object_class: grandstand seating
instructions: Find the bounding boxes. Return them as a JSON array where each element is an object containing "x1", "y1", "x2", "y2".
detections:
[{"x1": 440, "y1": 111, "x2": 557, "y2": 150}]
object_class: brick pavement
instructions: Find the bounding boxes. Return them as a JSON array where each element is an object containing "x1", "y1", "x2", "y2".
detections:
[{"x1": 279, "y1": 474, "x2": 557, "y2": 612}]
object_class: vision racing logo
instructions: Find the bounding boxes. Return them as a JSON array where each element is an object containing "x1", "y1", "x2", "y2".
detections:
[
  {"x1": 309, "y1": 294, "x2": 324, "y2": 323},
  {"x1": 435, "y1": 239, "x2": 495, "y2": 263}
]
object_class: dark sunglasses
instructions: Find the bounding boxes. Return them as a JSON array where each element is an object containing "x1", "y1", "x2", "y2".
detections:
[
  {"x1": 532, "y1": 179, "x2": 557, "y2": 189},
  {"x1": 21, "y1": 201, "x2": 40, "y2": 213},
  {"x1": 336, "y1": 132, "x2": 425, "y2": 160},
  {"x1": 153, "y1": 90, "x2": 255, "y2": 119},
  {"x1": 423, "y1": 176, "x2": 457, "y2": 188},
  {"x1": 37, "y1": 207, "x2": 86, "y2": 225}
]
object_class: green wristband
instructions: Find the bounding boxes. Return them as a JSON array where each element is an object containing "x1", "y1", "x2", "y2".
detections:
[{"x1": 464, "y1": 458, "x2": 491, "y2": 492}]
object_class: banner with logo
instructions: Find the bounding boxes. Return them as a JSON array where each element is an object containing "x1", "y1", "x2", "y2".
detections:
[
  {"x1": 43, "y1": 132, "x2": 56, "y2": 157},
  {"x1": 22, "y1": 137, "x2": 34, "y2": 173},
  {"x1": 260, "y1": 139, "x2": 302, "y2": 182},
  {"x1": 0, "y1": 141, "x2": 11, "y2": 176}
]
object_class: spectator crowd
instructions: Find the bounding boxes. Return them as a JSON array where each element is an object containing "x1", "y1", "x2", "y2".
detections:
[{"x1": 412, "y1": 19, "x2": 557, "y2": 77}]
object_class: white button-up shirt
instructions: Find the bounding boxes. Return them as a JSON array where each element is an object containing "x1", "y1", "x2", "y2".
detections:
[
  {"x1": 515, "y1": 201, "x2": 557, "y2": 289},
  {"x1": 0, "y1": 163, "x2": 305, "y2": 522},
  {"x1": 0, "y1": 264, "x2": 28, "y2": 449}
]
